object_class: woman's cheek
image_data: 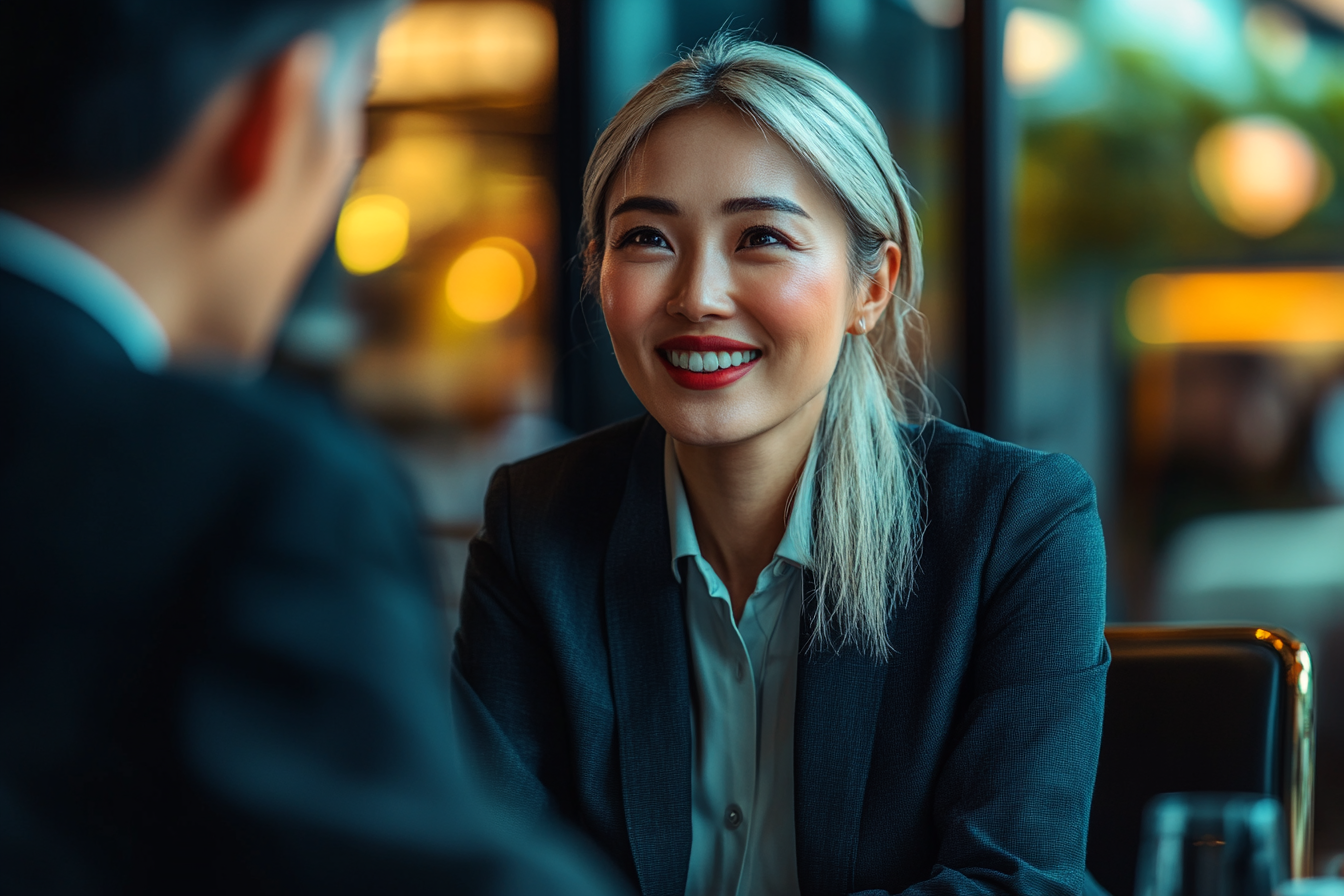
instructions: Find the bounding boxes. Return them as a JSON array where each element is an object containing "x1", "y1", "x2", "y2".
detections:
[
  {"x1": 600, "y1": 263, "x2": 656, "y2": 351},
  {"x1": 748, "y1": 265, "x2": 847, "y2": 346}
]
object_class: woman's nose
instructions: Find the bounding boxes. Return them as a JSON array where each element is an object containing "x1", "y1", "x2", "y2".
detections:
[{"x1": 666, "y1": 251, "x2": 734, "y2": 321}]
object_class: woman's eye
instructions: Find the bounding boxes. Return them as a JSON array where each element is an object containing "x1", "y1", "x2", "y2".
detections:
[
  {"x1": 619, "y1": 228, "x2": 669, "y2": 249},
  {"x1": 740, "y1": 228, "x2": 785, "y2": 249}
]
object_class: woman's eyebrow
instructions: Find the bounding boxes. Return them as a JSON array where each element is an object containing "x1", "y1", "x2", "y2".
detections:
[
  {"x1": 609, "y1": 196, "x2": 680, "y2": 218},
  {"x1": 721, "y1": 196, "x2": 811, "y2": 218}
]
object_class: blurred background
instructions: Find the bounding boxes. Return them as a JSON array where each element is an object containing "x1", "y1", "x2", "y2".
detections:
[{"x1": 273, "y1": 0, "x2": 1344, "y2": 866}]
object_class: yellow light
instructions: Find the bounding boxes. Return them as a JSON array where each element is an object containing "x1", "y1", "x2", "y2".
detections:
[
  {"x1": 1256, "y1": 629, "x2": 1272, "y2": 640},
  {"x1": 446, "y1": 238, "x2": 536, "y2": 323},
  {"x1": 371, "y1": 1, "x2": 557, "y2": 105},
  {"x1": 1126, "y1": 270, "x2": 1344, "y2": 345},
  {"x1": 1004, "y1": 8, "x2": 1082, "y2": 92},
  {"x1": 1193, "y1": 116, "x2": 1330, "y2": 238},
  {"x1": 353, "y1": 116, "x2": 474, "y2": 238},
  {"x1": 336, "y1": 194, "x2": 409, "y2": 275}
]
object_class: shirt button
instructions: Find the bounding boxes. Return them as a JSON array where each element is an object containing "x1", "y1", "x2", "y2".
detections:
[{"x1": 725, "y1": 804, "x2": 744, "y2": 830}]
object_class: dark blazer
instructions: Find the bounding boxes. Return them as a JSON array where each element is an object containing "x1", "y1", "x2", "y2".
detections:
[
  {"x1": 452, "y1": 413, "x2": 1110, "y2": 896},
  {"x1": 0, "y1": 271, "x2": 623, "y2": 895}
]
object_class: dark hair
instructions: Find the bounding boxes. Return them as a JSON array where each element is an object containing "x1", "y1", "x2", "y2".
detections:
[{"x1": 0, "y1": 0, "x2": 390, "y2": 191}]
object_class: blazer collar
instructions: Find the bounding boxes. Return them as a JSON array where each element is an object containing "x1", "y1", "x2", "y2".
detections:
[
  {"x1": 603, "y1": 415, "x2": 693, "y2": 896},
  {"x1": 794, "y1": 574, "x2": 889, "y2": 895}
]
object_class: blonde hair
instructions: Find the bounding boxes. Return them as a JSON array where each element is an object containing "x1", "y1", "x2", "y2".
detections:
[{"x1": 581, "y1": 33, "x2": 930, "y2": 656}]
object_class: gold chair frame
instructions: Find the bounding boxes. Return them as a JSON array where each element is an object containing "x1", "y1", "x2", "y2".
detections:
[{"x1": 1104, "y1": 624, "x2": 1316, "y2": 878}]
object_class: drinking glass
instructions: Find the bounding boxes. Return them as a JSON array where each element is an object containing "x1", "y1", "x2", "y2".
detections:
[{"x1": 1134, "y1": 793, "x2": 1287, "y2": 896}]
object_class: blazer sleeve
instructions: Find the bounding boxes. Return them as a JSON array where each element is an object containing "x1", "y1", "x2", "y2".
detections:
[
  {"x1": 884, "y1": 451, "x2": 1110, "y2": 896},
  {"x1": 450, "y1": 464, "x2": 577, "y2": 823},
  {"x1": 179, "y1": 433, "x2": 622, "y2": 895}
]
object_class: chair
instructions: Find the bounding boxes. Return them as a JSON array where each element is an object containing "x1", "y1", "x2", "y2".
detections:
[{"x1": 1086, "y1": 625, "x2": 1315, "y2": 896}]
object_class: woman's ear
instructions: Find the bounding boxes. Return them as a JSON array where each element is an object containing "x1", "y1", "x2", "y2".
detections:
[{"x1": 847, "y1": 241, "x2": 901, "y2": 335}]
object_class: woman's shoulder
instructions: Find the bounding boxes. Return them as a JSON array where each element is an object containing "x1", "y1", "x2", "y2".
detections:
[
  {"x1": 477, "y1": 414, "x2": 660, "y2": 582},
  {"x1": 486, "y1": 414, "x2": 654, "y2": 530},
  {"x1": 503, "y1": 414, "x2": 648, "y2": 490},
  {"x1": 910, "y1": 418, "x2": 1097, "y2": 525}
]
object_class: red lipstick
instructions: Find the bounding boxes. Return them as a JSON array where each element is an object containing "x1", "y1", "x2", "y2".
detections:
[{"x1": 655, "y1": 336, "x2": 762, "y2": 391}]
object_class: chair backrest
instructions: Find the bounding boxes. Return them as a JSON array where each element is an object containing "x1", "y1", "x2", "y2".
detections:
[{"x1": 1086, "y1": 625, "x2": 1315, "y2": 896}]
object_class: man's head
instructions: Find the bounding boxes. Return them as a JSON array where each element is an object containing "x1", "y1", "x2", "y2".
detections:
[{"x1": 0, "y1": 0, "x2": 397, "y2": 362}]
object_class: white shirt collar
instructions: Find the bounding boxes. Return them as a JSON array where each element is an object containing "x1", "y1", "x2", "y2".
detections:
[
  {"x1": 0, "y1": 210, "x2": 169, "y2": 372},
  {"x1": 664, "y1": 430, "x2": 819, "y2": 583}
]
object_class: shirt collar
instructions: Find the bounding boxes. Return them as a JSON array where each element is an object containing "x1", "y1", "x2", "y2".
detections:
[
  {"x1": 664, "y1": 430, "x2": 820, "y2": 583},
  {"x1": 0, "y1": 210, "x2": 169, "y2": 372}
]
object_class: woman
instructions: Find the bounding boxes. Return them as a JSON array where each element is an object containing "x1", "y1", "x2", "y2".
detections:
[{"x1": 452, "y1": 34, "x2": 1108, "y2": 896}]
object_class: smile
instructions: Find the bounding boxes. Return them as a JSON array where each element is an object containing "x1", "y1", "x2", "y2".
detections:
[
  {"x1": 655, "y1": 337, "x2": 761, "y2": 391},
  {"x1": 663, "y1": 349, "x2": 760, "y2": 371}
]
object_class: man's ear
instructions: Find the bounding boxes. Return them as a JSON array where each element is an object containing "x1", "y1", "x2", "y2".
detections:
[
  {"x1": 222, "y1": 36, "x2": 331, "y2": 199},
  {"x1": 224, "y1": 61, "x2": 285, "y2": 198},
  {"x1": 848, "y1": 240, "x2": 901, "y2": 335}
]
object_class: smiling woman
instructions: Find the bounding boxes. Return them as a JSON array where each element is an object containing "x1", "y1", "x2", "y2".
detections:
[{"x1": 452, "y1": 32, "x2": 1110, "y2": 896}]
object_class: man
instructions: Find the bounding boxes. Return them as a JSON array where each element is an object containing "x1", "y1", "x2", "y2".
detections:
[{"x1": 0, "y1": 2, "x2": 623, "y2": 892}]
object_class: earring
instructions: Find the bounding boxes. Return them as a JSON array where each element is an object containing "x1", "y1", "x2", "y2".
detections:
[{"x1": 857, "y1": 317, "x2": 867, "y2": 334}]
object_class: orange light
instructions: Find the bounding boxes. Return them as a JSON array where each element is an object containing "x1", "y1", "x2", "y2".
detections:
[
  {"x1": 1256, "y1": 628, "x2": 1273, "y2": 640},
  {"x1": 445, "y1": 238, "x2": 537, "y2": 324},
  {"x1": 1127, "y1": 270, "x2": 1344, "y2": 345},
  {"x1": 371, "y1": 1, "x2": 557, "y2": 105},
  {"x1": 1193, "y1": 117, "x2": 1330, "y2": 238}
]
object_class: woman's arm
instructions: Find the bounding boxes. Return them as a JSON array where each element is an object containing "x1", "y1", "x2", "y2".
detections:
[
  {"x1": 451, "y1": 464, "x2": 578, "y2": 824},
  {"x1": 884, "y1": 451, "x2": 1109, "y2": 896}
]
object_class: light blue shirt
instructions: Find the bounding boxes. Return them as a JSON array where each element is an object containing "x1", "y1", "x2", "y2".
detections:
[
  {"x1": 0, "y1": 210, "x2": 169, "y2": 372},
  {"x1": 666, "y1": 435, "x2": 815, "y2": 896}
]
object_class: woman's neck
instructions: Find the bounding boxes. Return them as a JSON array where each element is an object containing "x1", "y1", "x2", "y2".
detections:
[{"x1": 673, "y1": 391, "x2": 826, "y2": 621}]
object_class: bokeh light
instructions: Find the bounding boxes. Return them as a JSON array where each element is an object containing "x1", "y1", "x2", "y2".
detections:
[
  {"x1": 1004, "y1": 8, "x2": 1082, "y2": 93},
  {"x1": 445, "y1": 238, "x2": 537, "y2": 323},
  {"x1": 371, "y1": 1, "x2": 557, "y2": 105},
  {"x1": 352, "y1": 116, "x2": 474, "y2": 239},
  {"x1": 1127, "y1": 270, "x2": 1344, "y2": 345},
  {"x1": 1293, "y1": 0, "x2": 1344, "y2": 29},
  {"x1": 336, "y1": 194, "x2": 409, "y2": 275},
  {"x1": 1244, "y1": 4, "x2": 1309, "y2": 73},
  {"x1": 909, "y1": 0, "x2": 964, "y2": 28},
  {"x1": 1193, "y1": 116, "x2": 1331, "y2": 238}
]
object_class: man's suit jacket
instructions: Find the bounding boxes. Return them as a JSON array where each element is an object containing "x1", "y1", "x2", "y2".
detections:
[
  {"x1": 452, "y1": 413, "x2": 1110, "y2": 896},
  {"x1": 0, "y1": 270, "x2": 624, "y2": 894}
]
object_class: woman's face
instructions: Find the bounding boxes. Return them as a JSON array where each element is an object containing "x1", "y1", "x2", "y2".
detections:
[{"x1": 600, "y1": 103, "x2": 865, "y2": 447}]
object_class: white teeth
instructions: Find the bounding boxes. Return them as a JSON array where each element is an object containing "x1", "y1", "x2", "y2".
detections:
[{"x1": 666, "y1": 349, "x2": 760, "y2": 371}]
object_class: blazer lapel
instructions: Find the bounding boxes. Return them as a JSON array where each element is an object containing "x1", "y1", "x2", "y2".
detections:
[
  {"x1": 794, "y1": 572, "x2": 889, "y2": 895},
  {"x1": 604, "y1": 416, "x2": 692, "y2": 896}
]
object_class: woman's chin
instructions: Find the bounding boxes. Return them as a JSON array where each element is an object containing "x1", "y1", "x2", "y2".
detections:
[{"x1": 644, "y1": 403, "x2": 775, "y2": 449}]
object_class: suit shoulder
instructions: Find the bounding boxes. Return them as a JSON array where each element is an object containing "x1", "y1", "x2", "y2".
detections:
[
  {"x1": 500, "y1": 415, "x2": 647, "y2": 504},
  {"x1": 916, "y1": 418, "x2": 1090, "y2": 491},
  {"x1": 139, "y1": 373, "x2": 411, "y2": 506},
  {"x1": 913, "y1": 419, "x2": 1096, "y2": 528}
]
